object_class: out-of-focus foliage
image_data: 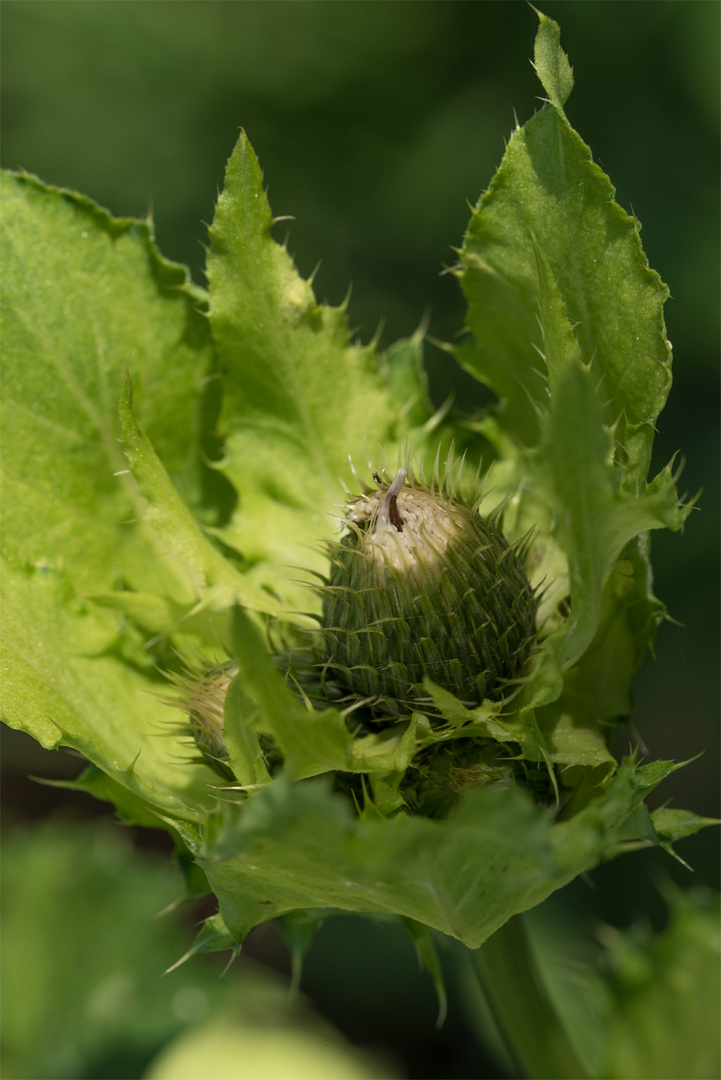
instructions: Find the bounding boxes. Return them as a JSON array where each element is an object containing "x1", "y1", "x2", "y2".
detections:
[
  {"x1": 145, "y1": 1015, "x2": 392, "y2": 1080},
  {"x1": 463, "y1": 886, "x2": 721, "y2": 1080},
  {"x1": 598, "y1": 888, "x2": 721, "y2": 1080},
  {"x1": 0, "y1": 819, "x2": 391, "y2": 1080}
]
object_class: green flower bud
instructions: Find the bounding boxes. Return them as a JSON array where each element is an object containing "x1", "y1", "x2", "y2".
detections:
[
  {"x1": 402, "y1": 738, "x2": 518, "y2": 819},
  {"x1": 321, "y1": 463, "x2": 537, "y2": 713},
  {"x1": 164, "y1": 656, "x2": 285, "y2": 784},
  {"x1": 163, "y1": 658, "x2": 237, "y2": 782}
]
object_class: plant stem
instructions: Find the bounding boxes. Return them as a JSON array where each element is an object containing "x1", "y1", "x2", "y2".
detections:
[{"x1": 470, "y1": 915, "x2": 589, "y2": 1080}]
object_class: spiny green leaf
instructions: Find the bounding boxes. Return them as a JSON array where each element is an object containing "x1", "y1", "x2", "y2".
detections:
[
  {"x1": 532, "y1": 235, "x2": 581, "y2": 393},
  {"x1": 0, "y1": 171, "x2": 214, "y2": 598},
  {"x1": 227, "y1": 610, "x2": 446, "y2": 784},
  {"x1": 165, "y1": 913, "x2": 241, "y2": 974},
  {"x1": 457, "y1": 71, "x2": 671, "y2": 483},
  {"x1": 532, "y1": 9, "x2": 574, "y2": 111},
  {"x1": 199, "y1": 758, "x2": 678, "y2": 949},
  {"x1": 534, "y1": 363, "x2": 688, "y2": 666},
  {"x1": 206, "y1": 132, "x2": 402, "y2": 611},
  {"x1": 229, "y1": 607, "x2": 353, "y2": 780},
  {"x1": 0, "y1": 172, "x2": 224, "y2": 816},
  {"x1": 378, "y1": 331, "x2": 434, "y2": 430},
  {"x1": 0, "y1": 553, "x2": 216, "y2": 821},
  {"x1": 222, "y1": 675, "x2": 273, "y2": 789},
  {"x1": 119, "y1": 372, "x2": 283, "y2": 618},
  {"x1": 651, "y1": 807, "x2": 721, "y2": 845},
  {"x1": 42, "y1": 763, "x2": 174, "y2": 830},
  {"x1": 351, "y1": 718, "x2": 421, "y2": 774}
]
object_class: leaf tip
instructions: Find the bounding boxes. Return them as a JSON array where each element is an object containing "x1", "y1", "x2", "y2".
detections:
[{"x1": 532, "y1": 8, "x2": 574, "y2": 111}]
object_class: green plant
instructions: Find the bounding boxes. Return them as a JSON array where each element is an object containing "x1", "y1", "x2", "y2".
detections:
[
  {"x1": 1, "y1": 818, "x2": 391, "y2": 1080},
  {"x1": 1, "y1": 12, "x2": 718, "y2": 1078}
]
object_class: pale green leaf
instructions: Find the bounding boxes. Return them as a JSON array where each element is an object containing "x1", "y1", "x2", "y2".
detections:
[
  {"x1": 0, "y1": 173, "x2": 223, "y2": 814},
  {"x1": 206, "y1": 133, "x2": 402, "y2": 611},
  {"x1": 532, "y1": 235, "x2": 581, "y2": 393},
  {"x1": 0, "y1": 554, "x2": 216, "y2": 821},
  {"x1": 0, "y1": 171, "x2": 214, "y2": 598},
  {"x1": 119, "y1": 372, "x2": 283, "y2": 617},
  {"x1": 350, "y1": 718, "x2": 420, "y2": 774},
  {"x1": 229, "y1": 607, "x2": 353, "y2": 780},
  {"x1": 222, "y1": 676, "x2": 273, "y2": 789}
]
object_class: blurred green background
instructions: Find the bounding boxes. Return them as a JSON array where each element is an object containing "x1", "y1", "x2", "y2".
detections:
[{"x1": 2, "y1": 2, "x2": 719, "y2": 1077}]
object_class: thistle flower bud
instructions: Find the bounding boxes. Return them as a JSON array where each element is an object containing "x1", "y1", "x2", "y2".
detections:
[
  {"x1": 163, "y1": 655, "x2": 285, "y2": 785},
  {"x1": 163, "y1": 658, "x2": 237, "y2": 782},
  {"x1": 321, "y1": 463, "x2": 537, "y2": 712}
]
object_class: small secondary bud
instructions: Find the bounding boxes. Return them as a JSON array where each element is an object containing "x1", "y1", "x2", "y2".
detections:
[{"x1": 163, "y1": 658, "x2": 236, "y2": 782}]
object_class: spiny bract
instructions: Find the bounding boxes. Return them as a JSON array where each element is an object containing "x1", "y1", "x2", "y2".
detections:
[{"x1": 320, "y1": 458, "x2": 538, "y2": 714}]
